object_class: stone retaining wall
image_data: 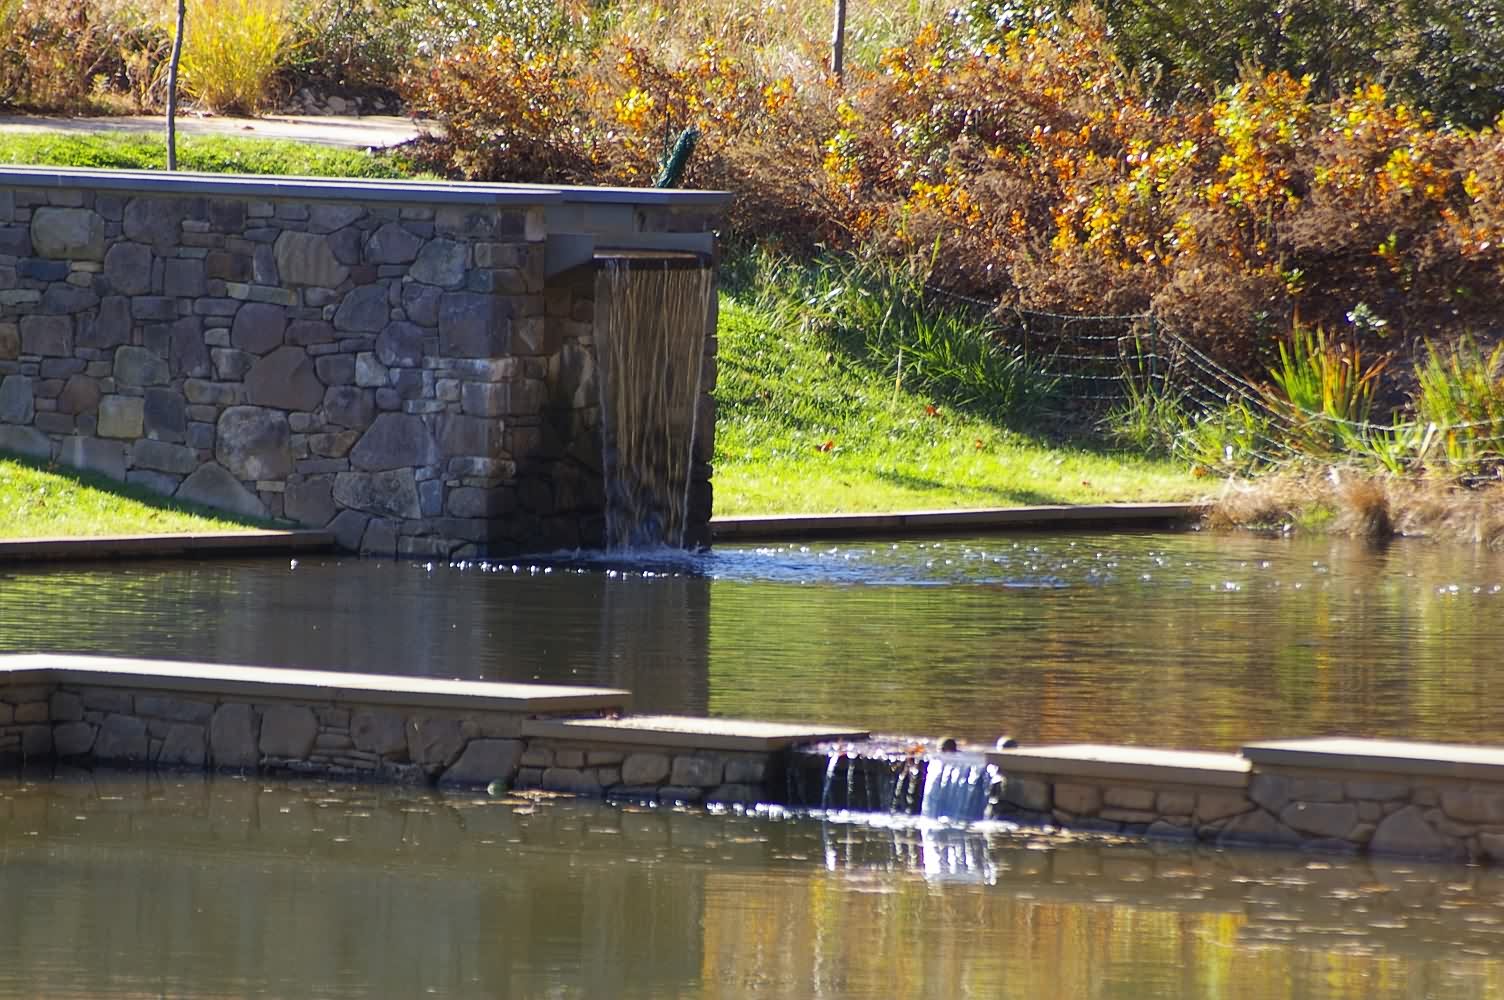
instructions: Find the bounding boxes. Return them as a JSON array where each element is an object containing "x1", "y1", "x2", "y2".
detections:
[
  {"x1": 0, "y1": 655, "x2": 855, "y2": 806},
  {"x1": 990, "y1": 739, "x2": 1504, "y2": 864},
  {"x1": 0, "y1": 168, "x2": 725, "y2": 555},
  {"x1": 514, "y1": 739, "x2": 770, "y2": 806},
  {"x1": 15, "y1": 655, "x2": 1504, "y2": 865},
  {"x1": 0, "y1": 677, "x2": 778, "y2": 804}
]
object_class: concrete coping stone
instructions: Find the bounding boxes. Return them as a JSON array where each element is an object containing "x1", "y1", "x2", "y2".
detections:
[
  {"x1": 1243, "y1": 737, "x2": 1504, "y2": 783},
  {"x1": 0, "y1": 166, "x2": 730, "y2": 209},
  {"x1": 521, "y1": 714, "x2": 870, "y2": 752},
  {"x1": 0, "y1": 653, "x2": 629, "y2": 714},
  {"x1": 0, "y1": 530, "x2": 334, "y2": 562},
  {"x1": 710, "y1": 503, "x2": 1209, "y2": 541},
  {"x1": 988, "y1": 743, "x2": 1251, "y2": 789}
]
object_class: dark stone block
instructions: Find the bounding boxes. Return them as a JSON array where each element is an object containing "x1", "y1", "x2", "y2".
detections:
[
  {"x1": 17, "y1": 258, "x2": 69, "y2": 281},
  {"x1": 144, "y1": 388, "x2": 187, "y2": 442},
  {"x1": 231, "y1": 302, "x2": 286, "y2": 354},
  {"x1": 208, "y1": 199, "x2": 246, "y2": 232},
  {"x1": 170, "y1": 317, "x2": 211, "y2": 378},
  {"x1": 206, "y1": 250, "x2": 252, "y2": 282},
  {"x1": 438, "y1": 292, "x2": 509, "y2": 357},
  {"x1": 375, "y1": 321, "x2": 424, "y2": 368},
  {"x1": 131, "y1": 296, "x2": 177, "y2": 322},
  {"x1": 349, "y1": 413, "x2": 440, "y2": 471},
  {"x1": 0, "y1": 224, "x2": 32, "y2": 256},
  {"x1": 322, "y1": 385, "x2": 374, "y2": 428},
  {"x1": 43, "y1": 284, "x2": 99, "y2": 315},
  {"x1": 79, "y1": 295, "x2": 130, "y2": 350}
]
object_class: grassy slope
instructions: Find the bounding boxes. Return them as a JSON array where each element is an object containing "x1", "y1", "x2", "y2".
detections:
[
  {"x1": 0, "y1": 455, "x2": 268, "y2": 538},
  {"x1": 712, "y1": 298, "x2": 1199, "y2": 514}
]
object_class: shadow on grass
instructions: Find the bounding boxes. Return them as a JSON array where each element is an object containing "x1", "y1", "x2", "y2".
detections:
[
  {"x1": 870, "y1": 468, "x2": 1076, "y2": 507},
  {"x1": 0, "y1": 448, "x2": 287, "y2": 533}
]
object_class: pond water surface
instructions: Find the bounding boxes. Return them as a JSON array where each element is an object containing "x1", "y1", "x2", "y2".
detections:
[
  {"x1": 4, "y1": 529, "x2": 1504, "y2": 997},
  {"x1": 4, "y1": 530, "x2": 1504, "y2": 748}
]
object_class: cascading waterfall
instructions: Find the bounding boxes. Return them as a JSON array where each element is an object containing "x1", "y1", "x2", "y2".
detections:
[
  {"x1": 594, "y1": 256, "x2": 714, "y2": 550},
  {"x1": 790, "y1": 745, "x2": 1003, "y2": 824}
]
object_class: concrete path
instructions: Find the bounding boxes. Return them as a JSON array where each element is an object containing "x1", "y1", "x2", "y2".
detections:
[{"x1": 0, "y1": 113, "x2": 434, "y2": 150}]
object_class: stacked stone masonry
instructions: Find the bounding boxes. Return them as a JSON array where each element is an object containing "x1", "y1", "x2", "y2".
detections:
[
  {"x1": 0, "y1": 172, "x2": 724, "y2": 555},
  {"x1": 991, "y1": 747, "x2": 1504, "y2": 865},
  {"x1": 514, "y1": 741, "x2": 769, "y2": 805},
  {"x1": 0, "y1": 681, "x2": 774, "y2": 801}
]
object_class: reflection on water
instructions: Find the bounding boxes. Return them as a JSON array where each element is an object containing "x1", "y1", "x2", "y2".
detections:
[
  {"x1": 6, "y1": 531, "x2": 1504, "y2": 748},
  {"x1": 0, "y1": 771, "x2": 1500, "y2": 999},
  {"x1": 0, "y1": 555, "x2": 713, "y2": 717}
]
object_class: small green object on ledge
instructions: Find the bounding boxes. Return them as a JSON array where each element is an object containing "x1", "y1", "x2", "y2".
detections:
[{"x1": 653, "y1": 126, "x2": 700, "y2": 189}]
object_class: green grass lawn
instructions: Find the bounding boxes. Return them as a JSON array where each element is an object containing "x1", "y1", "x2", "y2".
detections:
[
  {"x1": 712, "y1": 298, "x2": 1201, "y2": 514},
  {"x1": 0, "y1": 132, "x2": 417, "y2": 178},
  {"x1": 0, "y1": 454, "x2": 269, "y2": 539}
]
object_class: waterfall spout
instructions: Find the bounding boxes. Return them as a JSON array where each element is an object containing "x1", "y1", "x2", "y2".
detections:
[{"x1": 594, "y1": 255, "x2": 713, "y2": 550}]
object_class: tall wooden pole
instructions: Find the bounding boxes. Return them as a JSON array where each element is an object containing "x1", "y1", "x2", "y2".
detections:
[
  {"x1": 831, "y1": 0, "x2": 847, "y2": 81},
  {"x1": 166, "y1": 0, "x2": 185, "y2": 170}
]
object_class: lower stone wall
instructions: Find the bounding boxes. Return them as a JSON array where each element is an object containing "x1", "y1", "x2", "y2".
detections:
[
  {"x1": 990, "y1": 739, "x2": 1504, "y2": 864},
  {"x1": 514, "y1": 740, "x2": 769, "y2": 805},
  {"x1": 0, "y1": 679, "x2": 538, "y2": 787},
  {"x1": 15, "y1": 655, "x2": 1504, "y2": 866},
  {"x1": 0, "y1": 656, "x2": 802, "y2": 805}
]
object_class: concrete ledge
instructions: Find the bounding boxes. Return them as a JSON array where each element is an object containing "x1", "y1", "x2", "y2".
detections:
[
  {"x1": 0, "y1": 166, "x2": 729, "y2": 209},
  {"x1": 521, "y1": 715, "x2": 869, "y2": 753},
  {"x1": 0, "y1": 530, "x2": 335, "y2": 562},
  {"x1": 710, "y1": 503, "x2": 1208, "y2": 541},
  {"x1": 1243, "y1": 738, "x2": 1504, "y2": 782},
  {"x1": 989, "y1": 744, "x2": 1250, "y2": 789},
  {"x1": 0, "y1": 654, "x2": 629, "y2": 714}
]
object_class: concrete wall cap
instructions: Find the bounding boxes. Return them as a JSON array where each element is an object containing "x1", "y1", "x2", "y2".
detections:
[
  {"x1": 0, "y1": 166, "x2": 731, "y2": 210},
  {"x1": 1244, "y1": 738, "x2": 1504, "y2": 782},
  {"x1": 989, "y1": 743, "x2": 1251, "y2": 788},
  {"x1": 0, "y1": 653, "x2": 628, "y2": 714}
]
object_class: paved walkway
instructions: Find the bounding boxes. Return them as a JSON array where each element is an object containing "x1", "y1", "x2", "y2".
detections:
[{"x1": 0, "y1": 113, "x2": 433, "y2": 150}]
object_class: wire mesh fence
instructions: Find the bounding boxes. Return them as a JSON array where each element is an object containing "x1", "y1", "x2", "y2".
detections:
[{"x1": 918, "y1": 283, "x2": 1504, "y2": 479}]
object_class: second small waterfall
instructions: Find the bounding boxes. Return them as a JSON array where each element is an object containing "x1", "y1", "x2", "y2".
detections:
[
  {"x1": 919, "y1": 753, "x2": 995, "y2": 822},
  {"x1": 789, "y1": 744, "x2": 1004, "y2": 824}
]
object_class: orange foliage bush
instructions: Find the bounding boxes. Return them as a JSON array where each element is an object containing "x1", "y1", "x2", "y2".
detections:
[
  {"x1": 0, "y1": 0, "x2": 165, "y2": 112},
  {"x1": 406, "y1": 10, "x2": 1504, "y2": 374}
]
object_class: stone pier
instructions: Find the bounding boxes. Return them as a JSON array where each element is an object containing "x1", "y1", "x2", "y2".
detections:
[{"x1": 0, "y1": 168, "x2": 727, "y2": 555}]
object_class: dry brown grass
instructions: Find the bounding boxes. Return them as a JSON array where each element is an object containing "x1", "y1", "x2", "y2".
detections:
[{"x1": 1208, "y1": 467, "x2": 1504, "y2": 547}]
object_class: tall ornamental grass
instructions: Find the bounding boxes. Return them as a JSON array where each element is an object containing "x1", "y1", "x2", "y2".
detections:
[
  {"x1": 177, "y1": 0, "x2": 293, "y2": 113},
  {"x1": 1412, "y1": 337, "x2": 1504, "y2": 475}
]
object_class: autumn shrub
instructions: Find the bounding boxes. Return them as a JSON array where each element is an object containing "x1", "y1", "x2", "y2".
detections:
[
  {"x1": 1029, "y1": 0, "x2": 1504, "y2": 129},
  {"x1": 0, "y1": 0, "x2": 165, "y2": 112},
  {"x1": 407, "y1": 6, "x2": 1504, "y2": 387}
]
